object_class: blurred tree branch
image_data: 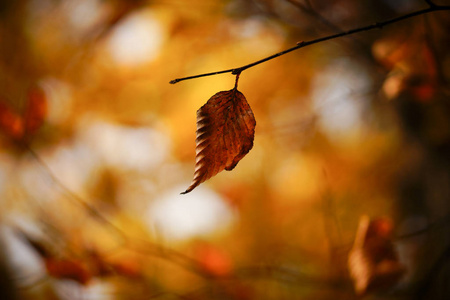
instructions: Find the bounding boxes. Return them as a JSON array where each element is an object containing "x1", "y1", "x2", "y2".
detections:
[
  {"x1": 395, "y1": 213, "x2": 450, "y2": 240},
  {"x1": 20, "y1": 143, "x2": 363, "y2": 293},
  {"x1": 424, "y1": 0, "x2": 438, "y2": 8},
  {"x1": 283, "y1": 0, "x2": 374, "y2": 61},
  {"x1": 170, "y1": 2, "x2": 450, "y2": 84},
  {"x1": 24, "y1": 145, "x2": 215, "y2": 279}
]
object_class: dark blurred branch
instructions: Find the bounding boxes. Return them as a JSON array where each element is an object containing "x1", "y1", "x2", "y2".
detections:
[
  {"x1": 284, "y1": 0, "x2": 373, "y2": 58},
  {"x1": 423, "y1": 11, "x2": 448, "y2": 87},
  {"x1": 170, "y1": 3, "x2": 450, "y2": 84},
  {"x1": 23, "y1": 144, "x2": 364, "y2": 290},
  {"x1": 415, "y1": 245, "x2": 450, "y2": 300},
  {"x1": 285, "y1": 0, "x2": 345, "y2": 34},
  {"x1": 150, "y1": 265, "x2": 352, "y2": 299},
  {"x1": 23, "y1": 145, "x2": 213, "y2": 279},
  {"x1": 424, "y1": 0, "x2": 437, "y2": 8},
  {"x1": 233, "y1": 265, "x2": 345, "y2": 288},
  {"x1": 25, "y1": 145, "x2": 128, "y2": 241},
  {"x1": 395, "y1": 213, "x2": 450, "y2": 240},
  {"x1": 303, "y1": 0, "x2": 313, "y2": 9}
]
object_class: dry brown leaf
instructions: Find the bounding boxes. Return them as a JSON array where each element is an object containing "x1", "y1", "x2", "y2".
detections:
[
  {"x1": 348, "y1": 215, "x2": 405, "y2": 295},
  {"x1": 182, "y1": 88, "x2": 256, "y2": 194}
]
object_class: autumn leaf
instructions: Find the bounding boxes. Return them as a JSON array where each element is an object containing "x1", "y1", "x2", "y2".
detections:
[
  {"x1": 0, "y1": 86, "x2": 47, "y2": 142},
  {"x1": 24, "y1": 85, "x2": 47, "y2": 135},
  {"x1": 348, "y1": 215, "x2": 405, "y2": 295},
  {"x1": 182, "y1": 87, "x2": 256, "y2": 194},
  {"x1": 45, "y1": 258, "x2": 92, "y2": 285},
  {"x1": 194, "y1": 242, "x2": 233, "y2": 277},
  {"x1": 0, "y1": 100, "x2": 24, "y2": 140}
]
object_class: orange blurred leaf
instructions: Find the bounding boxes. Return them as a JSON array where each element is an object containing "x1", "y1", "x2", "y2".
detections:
[
  {"x1": 24, "y1": 86, "x2": 47, "y2": 135},
  {"x1": 0, "y1": 101, "x2": 24, "y2": 140},
  {"x1": 182, "y1": 88, "x2": 256, "y2": 194},
  {"x1": 195, "y1": 243, "x2": 233, "y2": 277},
  {"x1": 348, "y1": 215, "x2": 405, "y2": 295},
  {"x1": 0, "y1": 86, "x2": 47, "y2": 142},
  {"x1": 45, "y1": 258, "x2": 92, "y2": 285}
]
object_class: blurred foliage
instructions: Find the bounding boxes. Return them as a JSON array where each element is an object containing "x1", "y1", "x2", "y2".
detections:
[{"x1": 0, "y1": 0, "x2": 449, "y2": 299}]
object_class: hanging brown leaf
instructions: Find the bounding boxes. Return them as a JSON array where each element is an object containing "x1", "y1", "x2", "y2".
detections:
[
  {"x1": 182, "y1": 88, "x2": 256, "y2": 194},
  {"x1": 348, "y1": 215, "x2": 405, "y2": 296}
]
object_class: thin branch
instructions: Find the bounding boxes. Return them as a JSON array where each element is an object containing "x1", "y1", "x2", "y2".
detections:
[{"x1": 170, "y1": 4, "x2": 450, "y2": 84}]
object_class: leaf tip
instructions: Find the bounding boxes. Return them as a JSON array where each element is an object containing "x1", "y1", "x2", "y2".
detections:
[{"x1": 181, "y1": 182, "x2": 197, "y2": 194}]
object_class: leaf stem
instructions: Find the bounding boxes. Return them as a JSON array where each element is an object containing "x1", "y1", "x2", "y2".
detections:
[
  {"x1": 170, "y1": 4, "x2": 450, "y2": 84},
  {"x1": 234, "y1": 72, "x2": 241, "y2": 89}
]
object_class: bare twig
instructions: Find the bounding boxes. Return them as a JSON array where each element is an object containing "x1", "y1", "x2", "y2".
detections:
[{"x1": 170, "y1": 4, "x2": 450, "y2": 84}]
